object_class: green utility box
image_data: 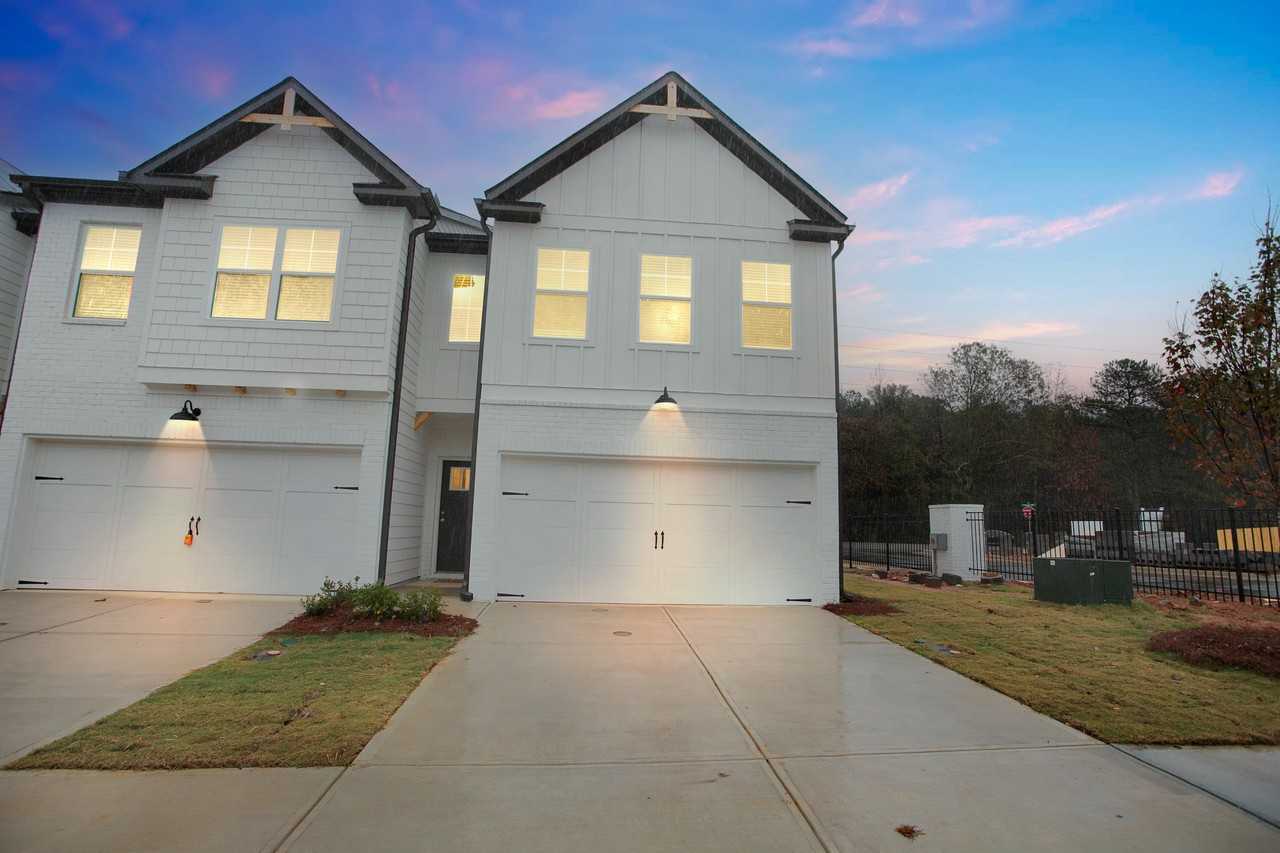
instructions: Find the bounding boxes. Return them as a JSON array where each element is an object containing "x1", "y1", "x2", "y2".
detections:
[{"x1": 1032, "y1": 558, "x2": 1132, "y2": 605}]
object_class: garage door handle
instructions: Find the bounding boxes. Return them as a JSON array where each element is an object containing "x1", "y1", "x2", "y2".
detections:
[
  {"x1": 34, "y1": 475, "x2": 64, "y2": 481},
  {"x1": 660, "y1": 531, "x2": 664, "y2": 549},
  {"x1": 654, "y1": 530, "x2": 658, "y2": 549},
  {"x1": 194, "y1": 517, "x2": 200, "y2": 536}
]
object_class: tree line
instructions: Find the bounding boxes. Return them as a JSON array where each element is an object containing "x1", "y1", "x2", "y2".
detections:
[{"x1": 839, "y1": 217, "x2": 1279, "y2": 519}]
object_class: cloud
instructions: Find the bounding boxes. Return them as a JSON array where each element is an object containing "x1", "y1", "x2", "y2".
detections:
[
  {"x1": 791, "y1": 0, "x2": 1019, "y2": 62},
  {"x1": 934, "y1": 214, "x2": 1025, "y2": 248},
  {"x1": 846, "y1": 171, "x2": 914, "y2": 209},
  {"x1": 840, "y1": 283, "x2": 885, "y2": 303},
  {"x1": 843, "y1": 319, "x2": 1081, "y2": 359},
  {"x1": 854, "y1": 227, "x2": 909, "y2": 245},
  {"x1": 997, "y1": 200, "x2": 1139, "y2": 248},
  {"x1": 531, "y1": 88, "x2": 609, "y2": 121},
  {"x1": 193, "y1": 66, "x2": 233, "y2": 100},
  {"x1": 1189, "y1": 169, "x2": 1243, "y2": 200},
  {"x1": 876, "y1": 253, "x2": 929, "y2": 270}
]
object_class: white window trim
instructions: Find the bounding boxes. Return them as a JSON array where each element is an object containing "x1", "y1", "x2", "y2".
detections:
[
  {"x1": 739, "y1": 259, "x2": 795, "y2": 353},
  {"x1": 636, "y1": 253, "x2": 695, "y2": 349},
  {"x1": 205, "y1": 218, "x2": 349, "y2": 329},
  {"x1": 527, "y1": 246, "x2": 593, "y2": 344},
  {"x1": 445, "y1": 273, "x2": 485, "y2": 348},
  {"x1": 64, "y1": 221, "x2": 144, "y2": 326}
]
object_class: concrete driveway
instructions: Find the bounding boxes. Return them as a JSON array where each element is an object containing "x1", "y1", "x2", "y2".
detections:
[
  {"x1": 0, "y1": 588, "x2": 299, "y2": 762},
  {"x1": 280, "y1": 603, "x2": 1278, "y2": 853}
]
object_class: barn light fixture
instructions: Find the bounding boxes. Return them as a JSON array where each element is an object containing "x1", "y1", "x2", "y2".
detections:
[
  {"x1": 653, "y1": 387, "x2": 678, "y2": 411},
  {"x1": 169, "y1": 400, "x2": 201, "y2": 422}
]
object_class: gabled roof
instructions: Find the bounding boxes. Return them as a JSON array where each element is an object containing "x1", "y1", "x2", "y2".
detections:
[
  {"x1": 12, "y1": 77, "x2": 438, "y2": 219},
  {"x1": 484, "y1": 71, "x2": 848, "y2": 230},
  {"x1": 425, "y1": 206, "x2": 488, "y2": 255},
  {"x1": 0, "y1": 159, "x2": 22, "y2": 194}
]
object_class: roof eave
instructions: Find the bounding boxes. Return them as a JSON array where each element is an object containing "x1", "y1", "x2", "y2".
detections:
[
  {"x1": 476, "y1": 198, "x2": 544, "y2": 224},
  {"x1": 352, "y1": 184, "x2": 440, "y2": 219},
  {"x1": 788, "y1": 220, "x2": 854, "y2": 243}
]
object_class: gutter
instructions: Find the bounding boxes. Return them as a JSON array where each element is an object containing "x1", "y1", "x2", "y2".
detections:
[
  {"x1": 376, "y1": 211, "x2": 438, "y2": 584},
  {"x1": 830, "y1": 226, "x2": 852, "y2": 602},
  {"x1": 457, "y1": 201, "x2": 497, "y2": 602}
]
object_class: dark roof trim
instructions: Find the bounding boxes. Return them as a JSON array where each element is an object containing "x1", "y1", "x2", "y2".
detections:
[
  {"x1": 476, "y1": 198, "x2": 544, "y2": 224},
  {"x1": 123, "y1": 77, "x2": 421, "y2": 191},
  {"x1": 788, "y1": 219, "x2": 854, "y2": 243},
  {"x1": 120, "y1": 172, "x2": 216, "y2": 200},
  {"x1": 353, "y1": 184, "x2": 439, "y2": 219},
  {"x1": 11, "y1": 209, "x2": 39, "y2": 236},
  {"x1": 11, "y1": 175, "x2": 164, "y2": 209},
  {"x1": 425, "y1": 233, "x2": 489, "y2": 255},
  {"x1": 485, "y1": 71, "x2": 846, "y2": 227}
]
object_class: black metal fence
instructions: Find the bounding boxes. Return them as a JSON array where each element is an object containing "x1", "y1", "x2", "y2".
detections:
[
  {"x1": 842, "y1": 515, "x2": 934, "y2": 579},
  {"x1": 969, "y1": 507, "x2": 1280, "y2": 606}
]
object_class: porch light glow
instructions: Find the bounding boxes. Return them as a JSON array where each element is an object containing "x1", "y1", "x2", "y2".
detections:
[
  {"x1": 170, "y1": 400, "x2": 202, "y2": 421},
  {"x1": 653, "y1": 387, "x2": 678, "y2": 411}
]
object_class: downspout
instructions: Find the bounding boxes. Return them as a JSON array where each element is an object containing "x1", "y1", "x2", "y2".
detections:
[
  {"x1": 376, "y1": 213, "x2": 437, "y2": 584},
  {"x1": 458, "y1": 207, "x2": 495, "y2": 602},
  {"x1": 831, "y1": 226, "x2": 852, "y2": 601}
]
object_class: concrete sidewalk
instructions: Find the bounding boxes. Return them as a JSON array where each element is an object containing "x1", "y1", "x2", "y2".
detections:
[{"x1": 0, "y1": 589, "x2": 299, "y2": 763}]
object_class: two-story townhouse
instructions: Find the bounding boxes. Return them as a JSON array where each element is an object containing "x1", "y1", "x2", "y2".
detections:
[{"x1": 0, "y1": 72, "x2": 851, "y2": 605}]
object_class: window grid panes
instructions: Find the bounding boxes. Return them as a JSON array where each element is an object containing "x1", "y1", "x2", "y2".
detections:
[
  {"x1": 741, "y1": 261, "x2": 793, "y2": 350},
  {"x1": 533, "y1": 248, "x2": 589, "y2": 339},
  {"x1": 639, "y1": 254, "x2": 692, "y2": 345},
  {"x1": 73, "y1": 225, "x2": 141, "y2": 320},
  {"x1": 448, "y1": 274, "x2": 485, "y2": 343},
  {"x1": 212, "y1": 225, "x2": 340, "y2": 322}
]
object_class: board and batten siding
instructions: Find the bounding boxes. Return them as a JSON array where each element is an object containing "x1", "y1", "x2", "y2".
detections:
[
  {"x1": 134, "y1": 123, "x2": 412, "y2": 392},
  {"x1": 484, "y1": 114, "x2": 836, "y2": 409},
  {"x1": 416, "y1": 251, "x2": 484, "y2": 413}
]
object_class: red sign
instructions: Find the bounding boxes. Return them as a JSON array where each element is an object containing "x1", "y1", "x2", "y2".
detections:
[{"x1": 1021, "y1": 504, "x2": 1036, "y2": 520}]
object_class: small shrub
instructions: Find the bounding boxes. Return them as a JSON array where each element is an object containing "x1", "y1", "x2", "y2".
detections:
[
  {"x1": 397, "y1": 589, "x2": 444, "y2": 623},
  {"x1": 351, "y1": 583, "x2": 400, "y2": 621},
  {"x1": 300, "y1": 576, "x2": 360, "y2": 616}
]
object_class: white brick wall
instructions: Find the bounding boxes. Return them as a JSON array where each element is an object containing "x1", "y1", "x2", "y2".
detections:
[
  {"x1": 136, "y1": 124, "x2": 409, "y2": 391},
  {"x1": 0, "y1": 201, "x2": 34, "y2": 398},
  {"x1": 466, "y1": 400, "x2": 839, "y2": 602},
  {"x1": 0, "y1": 197, "x2": 402, "y2": 589}
]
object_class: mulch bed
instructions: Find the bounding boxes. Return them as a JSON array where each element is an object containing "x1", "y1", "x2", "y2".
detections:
[
  {"x1": 1147, "y1": 625, "x2": 1280, "y2": 678},
  {"x1": 825, "y1": 595, "x2": 901, "y2": 617},
  {"x1": 269, "y1": 606, "x2": 478, "y2": 638}
]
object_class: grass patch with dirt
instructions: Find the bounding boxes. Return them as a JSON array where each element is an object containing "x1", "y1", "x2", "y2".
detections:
[
  {"x1": 837, "y1": 574, "x2": 1280, "y2": 745},
  {"x1": 10, "y1": 631, "x2": 462, "y2": 770}
]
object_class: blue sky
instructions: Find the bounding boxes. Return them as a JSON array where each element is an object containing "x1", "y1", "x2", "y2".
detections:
[{"x1": 2, "y1": 0, "x2": 1276, "y2": 392}]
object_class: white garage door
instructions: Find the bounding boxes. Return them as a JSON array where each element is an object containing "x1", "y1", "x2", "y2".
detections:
[
  {"x1": 496, "y1": 456, "x2": 817, "y2": 604},
  {"x1": 12, "y1": 441, "x2": 361, "y2": 595}
]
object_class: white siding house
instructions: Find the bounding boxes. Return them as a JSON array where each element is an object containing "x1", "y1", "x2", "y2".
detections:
[
  {"x1": 0, "y1": 162, "x2": 36, "y2": 407},
  {"x1": 0, "y1": 72, "x2": 851, "y2": 604}
]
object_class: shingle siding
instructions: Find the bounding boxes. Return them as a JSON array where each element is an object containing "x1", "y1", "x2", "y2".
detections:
[
  {"x1": 0, "y1": 201, "x2": 34, "y2": 398},
  {"x1": 135, "y1": 124, "x2": 408, "y2": 391}
]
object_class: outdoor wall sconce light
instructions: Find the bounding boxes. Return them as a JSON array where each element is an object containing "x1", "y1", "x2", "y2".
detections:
[
  {"x1": 653, "y1": 387, "x2": 678, "y2": 411},
  {"x1": 169, "y1": 400, "x2": 202, "y2": 422}
]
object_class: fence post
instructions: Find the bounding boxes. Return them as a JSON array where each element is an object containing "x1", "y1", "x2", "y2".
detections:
[
  {"x1": 1113, "y1": 507, "x2": 1127, "y2": 562},
  {"x1": 883, "y1": 513, "x2": 891, "y2": 572},
  {"x1": 1228, "y1": 507, "x2": 1246, "y2": 603}
]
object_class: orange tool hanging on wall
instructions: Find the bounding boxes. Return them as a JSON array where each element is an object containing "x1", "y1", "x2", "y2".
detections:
[{"x1": 184, "y1": 517, "x2": 194, "y2": 547}]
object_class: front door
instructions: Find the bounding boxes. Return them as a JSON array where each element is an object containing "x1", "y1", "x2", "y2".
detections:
[{"x1": 436, "y1": 461, "x2": 472, "y2": 574}]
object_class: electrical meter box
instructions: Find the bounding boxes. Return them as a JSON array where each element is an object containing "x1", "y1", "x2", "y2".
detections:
[{"x1": 1033, "y1": 558, "x2": 1132, "y2": 605}]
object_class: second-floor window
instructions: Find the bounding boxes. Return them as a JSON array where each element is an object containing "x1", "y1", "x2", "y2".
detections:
[
  {"x1": 533, "y1": 248, "x2": 589, "y2": 339},
  {"x1": 448, "y1": 274, "x2": 485, "y2": 343},
  {"x1": 211, "y1": 225, "x2": 341, "y2": 322},
  {"x1": 639, "y1": 254, "x2": 692, "y2": 345},
  {"x1": 73, "y1": 225, "x2": 141, "y2": 320},
  {"x1": 741, "y1": 261, "x2": 793, "y2": 350}
]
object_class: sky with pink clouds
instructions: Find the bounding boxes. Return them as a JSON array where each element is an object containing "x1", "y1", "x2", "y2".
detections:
[{"x1": 1, "y1": 1, "x2": 1276, "y2": 392}]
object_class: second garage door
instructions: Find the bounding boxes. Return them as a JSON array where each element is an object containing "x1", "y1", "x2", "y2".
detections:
[
  {"x1": 496, "y1": 456, "x2": 817, "y2": 604},
  {"x1": 12, "y1": 441, "x2": 361, "y2": 595}
]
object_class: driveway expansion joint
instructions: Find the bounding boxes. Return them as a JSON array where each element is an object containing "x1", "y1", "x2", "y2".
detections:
[
  {"x1": 661, "y1": 606, "x2": 837, "y2": 853},
  {"x1": 1109, "y1": 744, "x2": 1280, "y2": 832}
]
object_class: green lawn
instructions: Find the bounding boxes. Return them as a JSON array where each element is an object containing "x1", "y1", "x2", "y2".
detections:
[
  {"x1": 10, "y1": 632, "x2": 458, "y2": 770},
  {"x1": 838, "y1": 575, "x2": 1280, "y2": 745}
]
